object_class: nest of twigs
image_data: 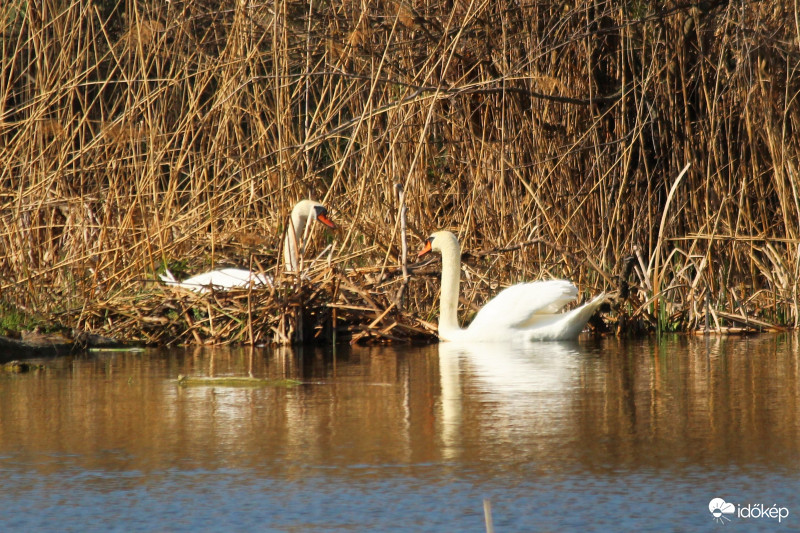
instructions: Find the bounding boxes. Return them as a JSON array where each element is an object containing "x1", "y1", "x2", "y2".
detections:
[{"x1": 79, "y1": 265, "x2": 435, "y2": 346}]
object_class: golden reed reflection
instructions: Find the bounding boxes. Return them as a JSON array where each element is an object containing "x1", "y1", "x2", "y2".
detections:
[
  {"x1": 572, "y1": 334, "x2": 800, "y2": 469},
  {"x1": 0, "y1": 335, "x2": 797, "y2": 475}
]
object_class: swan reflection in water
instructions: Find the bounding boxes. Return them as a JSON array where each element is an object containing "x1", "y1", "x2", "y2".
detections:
[{"x1": 438, "y1": 341, "x2": 588, "y2": 458}]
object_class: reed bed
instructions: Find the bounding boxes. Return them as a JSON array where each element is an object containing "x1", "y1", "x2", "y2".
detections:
[{"x1": 1, "y1": 0, "x2": 798, "y2": 344}]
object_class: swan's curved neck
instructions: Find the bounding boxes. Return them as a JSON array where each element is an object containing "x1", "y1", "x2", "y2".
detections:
[
  {"x1": 437, "y1": 235, "x2": 462, "y2": 335},
  {"x1": 283, "y1": 202, "x2": 312, "y2": 272}
]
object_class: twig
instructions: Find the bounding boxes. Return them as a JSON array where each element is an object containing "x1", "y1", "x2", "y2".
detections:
[{"x1": 395, "y1": 182, "x2": 409, "y2": 310}]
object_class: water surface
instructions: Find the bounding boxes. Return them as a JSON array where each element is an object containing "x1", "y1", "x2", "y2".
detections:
[{"x1": 0, "y1": 335, "x2": 797, "y2": 531}]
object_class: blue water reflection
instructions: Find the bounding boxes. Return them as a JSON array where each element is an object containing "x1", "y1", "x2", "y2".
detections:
[
  {"x1": 0, "y1": 335, "x2": 798, "y2": 531},
  {"x1": 4, "y1": 463, "x2": 797, "y2": 532}
]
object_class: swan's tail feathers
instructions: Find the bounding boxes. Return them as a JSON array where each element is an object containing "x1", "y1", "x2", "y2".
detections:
[
  {"x1": 526, "y1": 292, "x2": 607, "y2": 342},
  {"x1": 585, "y1": 292, "x2": 607, "y2": 308},
  {"x1": 159, "y1": 269, "x2": 201, "y2": 292},
  {"x1": 159, "y1": 269, "x2": 178, "y2": 284},
  {"x1": 561, "y1": 293, "x2": 607, "y2": 339}
]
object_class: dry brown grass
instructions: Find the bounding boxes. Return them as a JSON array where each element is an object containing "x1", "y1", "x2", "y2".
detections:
[{"x1": 1, "y1": 0, "x2": 798, "y2": 343}]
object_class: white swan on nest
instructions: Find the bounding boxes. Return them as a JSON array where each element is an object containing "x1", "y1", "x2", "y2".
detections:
[
  {"x1": 417, "y1": 231, "x2": 605, "y2": 342},
  {"x1": 161, "y1": 199, "x2": 335, "y2": 292},
  {"x1": 159, "y1": 267, "x2": 273, "y2": 292}
]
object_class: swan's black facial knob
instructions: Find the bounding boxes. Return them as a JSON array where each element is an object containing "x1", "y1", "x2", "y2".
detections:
[
  {"x1": 314, "y1": 206, "x2": 336, "y2": 229},
  {"x1": 418, "y1": 237, "x2": 434, "y2": 257}
]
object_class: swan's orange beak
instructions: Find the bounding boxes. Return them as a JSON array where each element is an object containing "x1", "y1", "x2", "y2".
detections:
[
  {"x1": 417, "y1": 239, "x2": 432, "y2": 257},
  {"x1": 316, "y1": 213, "x2": 336, "y2": 229}
]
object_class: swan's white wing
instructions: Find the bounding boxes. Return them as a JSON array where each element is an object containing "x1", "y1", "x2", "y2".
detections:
[{"x1": 466, "y1": 279, "x2": 578, "y2": 331}]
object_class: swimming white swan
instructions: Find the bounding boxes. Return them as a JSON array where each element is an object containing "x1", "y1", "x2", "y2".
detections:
[
  {"x1": 161, "y1": 200, "x2": 335, "y2": 292},
  {"x1": 418, "y1": 231, "x2": 605, "y2": 342}
]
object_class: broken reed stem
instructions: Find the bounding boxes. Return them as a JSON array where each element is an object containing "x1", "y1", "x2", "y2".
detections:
[
  {"x1": 650, "y1": 162, "x2": 691, "y2": 301},
  {"x1": 395, "y1": 182, "x2": 409, "y2": 311}
]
